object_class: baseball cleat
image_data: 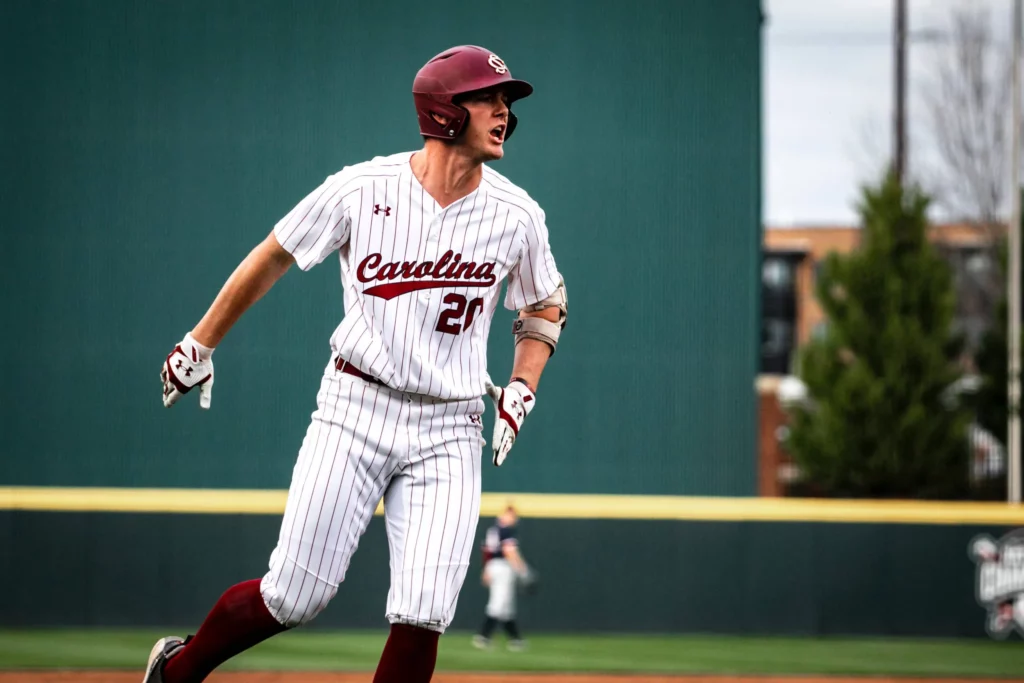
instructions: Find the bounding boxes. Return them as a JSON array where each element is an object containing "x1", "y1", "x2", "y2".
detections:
[
  {"x1": 506, "y1": 639, "x2": 527, "y2": 652},
  {"x1": 471, "y1": 634, "x2": 492, "y2": 650},
  {"x1": 142, "y1": 635, "x2": 187, "y2": 683}
]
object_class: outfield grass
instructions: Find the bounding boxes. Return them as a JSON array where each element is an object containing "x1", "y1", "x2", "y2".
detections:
[{"x1": 0, "y1": 630, "x2": 1023, "y2": 677}]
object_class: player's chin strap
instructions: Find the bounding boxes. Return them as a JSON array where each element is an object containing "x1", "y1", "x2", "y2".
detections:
[{"x1": 513, "y1": 280, "x2": 567, "y2": 356}]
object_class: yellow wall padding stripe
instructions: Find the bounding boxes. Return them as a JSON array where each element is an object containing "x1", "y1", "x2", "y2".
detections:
[{"x1": 1, "y1": 487, "x2": 1024, "y2": 524}]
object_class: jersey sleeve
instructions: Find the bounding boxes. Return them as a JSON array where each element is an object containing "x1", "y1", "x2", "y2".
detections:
[
  {"x1": 273, "y1": 171, "x2": 355, "y2": 271},
  {"x1": 504, "y1": 206, "x2": 563, "y2": 310}
]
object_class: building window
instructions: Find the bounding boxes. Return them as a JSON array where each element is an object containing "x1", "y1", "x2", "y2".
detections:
[
  {"x1": 966, "y1": 251, "x2": 992, "y2": 279},
  {"x1": 762, "y1": 258, "x2": 794, "y2": 292},
  {"x1": 761, "y1": 251, "x2": 803, "y2": 375},
  {"x1": 763, "y1": 319, "x2": 794, "y2": 356}
]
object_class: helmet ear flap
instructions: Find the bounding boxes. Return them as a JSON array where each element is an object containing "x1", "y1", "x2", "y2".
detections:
[
  {"x1": 452, "y1": 105, "x2": 470, "y2": 138},
  {"x1": 505, "y1": 111, "x2": 519, "y2": 141},
  {"x1": 441, "y1": 105, "x2": 469, "y2": 138},
  {"x1": 415, "y1": 94, "x2": 470, "y2": 139}
]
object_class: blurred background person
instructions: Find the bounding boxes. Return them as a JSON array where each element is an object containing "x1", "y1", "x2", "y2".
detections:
[{"x1": 473, "y1": 504, "x2": 532, "y2": 652}]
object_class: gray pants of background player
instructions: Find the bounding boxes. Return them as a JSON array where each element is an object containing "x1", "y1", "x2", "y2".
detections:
[
  {"x1": 476, "y1": 558, "x2": 524, "y2": 645},
  {"x1": 484, "y1": 559, "x2": 518, "y2": 621}
]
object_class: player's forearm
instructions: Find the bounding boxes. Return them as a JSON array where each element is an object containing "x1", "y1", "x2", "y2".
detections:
[
  {"x1": 509, "y1": 340, "x2": 550, "y2": 391},
  {"x1": 508, "y1": 308, "x2": 560, "y2": 391},
  {"x1": 506, "y1": 546, "x2": 527, "y2": 574},
  {"x1": 191, "y1": 232, "x2": 295, "y2": 348}
]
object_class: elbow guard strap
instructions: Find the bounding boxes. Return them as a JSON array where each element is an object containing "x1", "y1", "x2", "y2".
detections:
[
  {"x1": 513, "y1": 281, "x2": 568, "y2": 355},
  {"x1": 513, "y1": 316, "x2": 562, "y2": 355}
]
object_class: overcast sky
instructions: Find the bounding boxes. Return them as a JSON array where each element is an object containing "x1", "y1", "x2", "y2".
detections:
[{"x1": 764, "y1": 0, "x2": 1014, "y2": 226}]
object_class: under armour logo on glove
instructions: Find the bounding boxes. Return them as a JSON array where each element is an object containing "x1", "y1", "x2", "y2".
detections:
[
  {"x1": 161, "y1": 333, "x2": 215, "y2": 409},
  {"x1": 484, "y1": 378, "x2": 535, "y2": 467}
]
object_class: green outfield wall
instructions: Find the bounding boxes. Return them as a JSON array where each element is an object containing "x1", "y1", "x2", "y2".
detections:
[
  {"x1": 0, "y1": 0, "x2": 763, "y2": 497},
  {"x1": 1, "y1": 498, "x2": 1019, "y2": 638}
]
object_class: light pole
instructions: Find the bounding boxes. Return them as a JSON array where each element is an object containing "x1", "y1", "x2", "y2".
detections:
[
  {"x1": 893, "y1": 0, "x2": 907, "y2": 184},
  {"x1": 1009, "y1": 0, "x2": 1022, "y2": 505}
]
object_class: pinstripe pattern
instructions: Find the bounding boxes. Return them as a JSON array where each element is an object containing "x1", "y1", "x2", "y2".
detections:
[
  {"x1": 384, "y1": 395, "x2": 483, "y2": 631},
  {"x1": 272, "y1": 151, "x2": 562, "y2": 401},
  {"x1": 260, "y1": 367, "x2": 484, "y2": 631},
  {"x1": 260, "y1": 149, "x2": 557, "y2": 633}
]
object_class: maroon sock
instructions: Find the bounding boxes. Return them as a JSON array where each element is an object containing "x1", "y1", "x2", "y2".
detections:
[
  {"x1": 372, "y1": 623, "x2": 440, "y2": 683},
  {"x1": 163, "y1": 578, "x2": 288, "y2": 683}
]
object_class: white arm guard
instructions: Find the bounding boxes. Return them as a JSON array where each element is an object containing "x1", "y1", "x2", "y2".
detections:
[{"x1": 513, "y1": 280, "x2": 567, "y2": 355}]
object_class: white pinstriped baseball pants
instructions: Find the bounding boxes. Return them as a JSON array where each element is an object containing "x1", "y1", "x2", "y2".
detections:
[{"x1": 259, "y1": 361, "x2": 485, "y2": 632}]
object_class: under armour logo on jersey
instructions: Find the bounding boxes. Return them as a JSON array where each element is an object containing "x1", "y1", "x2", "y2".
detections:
[
  {"x1": 374, "y1": 204, "x2": 391, "y2": 216},
  {"x1": 488, "y1": 54, "x2": 508, "y2": 74}
]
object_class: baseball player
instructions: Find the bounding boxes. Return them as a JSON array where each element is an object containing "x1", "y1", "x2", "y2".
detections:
[
  {"x1": 143, "y1": 44, "x2": 567, "y2": 683},
  {"x1": 473, "y1": 504, "x2": 532, "y2": 651}
]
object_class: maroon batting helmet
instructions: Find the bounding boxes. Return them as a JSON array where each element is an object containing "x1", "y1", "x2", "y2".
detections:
[{"x1": 413, "y1": 45, "x2": 534, "y2": 141}]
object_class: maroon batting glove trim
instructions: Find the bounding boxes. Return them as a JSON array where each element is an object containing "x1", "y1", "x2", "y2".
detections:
[
  {"x1": 164, "y1": 354, "x2": 192, "y2": 394},
  {"x1": 496, "y1": 393, "x2": 521, "y2": 436},
  {"x1": 164, "y1": 347, "x2": 212, "y2": 395},
  {"x1": 162, "y1": 579, "x2": 288, "y2": 683},
  {"x1": 372, "y1": 624, "x2": 440, "y2": 683}
]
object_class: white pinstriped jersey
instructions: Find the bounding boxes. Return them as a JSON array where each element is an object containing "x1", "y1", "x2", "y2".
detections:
[{"x1": 273, "y1": 150, "x2": 562, "y2": 400}]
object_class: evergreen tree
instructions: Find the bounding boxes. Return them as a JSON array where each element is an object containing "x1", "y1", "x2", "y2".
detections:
[{"x1": 786, "y1": 172, "x2": 972, "y2": 499}]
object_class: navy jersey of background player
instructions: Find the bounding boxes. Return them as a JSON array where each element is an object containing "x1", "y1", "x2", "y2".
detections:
[{"x1": 482, "y1": 520, "x2": 518, "y2": 564}]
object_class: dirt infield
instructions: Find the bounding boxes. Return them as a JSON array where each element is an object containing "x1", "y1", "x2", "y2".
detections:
[{"x1": 2, "y1": 674, "x2": 1022, "y2": 683}]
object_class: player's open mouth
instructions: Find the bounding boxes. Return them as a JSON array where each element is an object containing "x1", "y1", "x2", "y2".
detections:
[{"x1": 489, "y1": 125, "x2": 505, "y2": 144}]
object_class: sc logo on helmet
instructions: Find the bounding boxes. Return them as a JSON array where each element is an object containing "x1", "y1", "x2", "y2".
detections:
[{"x1": 488, "y1": 54, "x2": 508, "y2": 75}]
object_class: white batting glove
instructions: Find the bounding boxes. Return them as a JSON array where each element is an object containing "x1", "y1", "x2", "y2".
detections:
[
  {"x1": 485, "y1": 378, "x2": 536, "y2": 466},
  {"x1": 161, "y1": 333, "x2": 215, "y2": 409}
]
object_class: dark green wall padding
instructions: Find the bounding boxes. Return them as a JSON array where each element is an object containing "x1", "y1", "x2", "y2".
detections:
[
  {"x1": 0, "y1": 511, "x2": 1004, "y2": 638},
  {"x1": 0, "y1": 0, "x2": 763, "y2": 496}
]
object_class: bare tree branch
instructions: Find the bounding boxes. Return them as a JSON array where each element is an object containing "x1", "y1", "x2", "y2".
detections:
[
  {"x1": 913, "y1": 1, "x2": 1012, "y2": 351},
  {"x1": 917, "y1": 2, "x2": 1011, "y2": 229}
]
